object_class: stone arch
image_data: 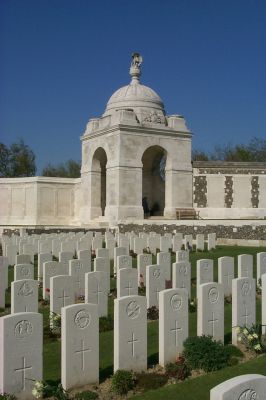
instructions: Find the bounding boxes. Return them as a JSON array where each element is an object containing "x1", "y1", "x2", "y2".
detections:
[
  {"x1": 141, "y1": 145, "x2": 167, "y2": 217},
  {"x1": 91, "y1": 147, "x2": 107, "y2": 216}
]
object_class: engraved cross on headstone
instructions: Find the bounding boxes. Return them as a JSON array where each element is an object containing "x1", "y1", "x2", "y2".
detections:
[
  {"x1": 58, "y1": 289, "x2": 70, "y2": 307},
  {"x1": 14, "y1": 356, "x2": 32, "y2": 390},
  {"x1": 127, "y1": 332, "x2": 139, "y2": 357},
  {"x1": 75, "y1": 339, "x2": 91, "y2": 371},
  {"x1": 125, "y1": 281, "x2": 133, "y2": 296},
  {"x1": 92, "y1": 282, "x2": 102, "y2": 304},
  {"x1": 224, "y1": 271, "x2": 233, "y2": 286},
  {"x1": 170, "y1": 320, "x2": 182, "y2": 347},
  {"x1": 208, "y1": 312, "x2": 219, "y2": 337},
  {"x1": 241, "y1": 306, "x2": 250, "y2": 326}
]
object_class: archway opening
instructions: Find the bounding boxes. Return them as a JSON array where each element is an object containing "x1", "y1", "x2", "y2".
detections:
[
  {"x1": 91, "y1": 147, "x2": 107, "y2": 216},
  {"x1": 142, "y1": 146, "x2": 166, "y2": 217}
]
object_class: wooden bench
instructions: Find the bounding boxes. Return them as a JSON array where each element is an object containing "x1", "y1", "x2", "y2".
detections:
[{"x1": 176, "y1": 208, "x2": 199, "y2": 220}]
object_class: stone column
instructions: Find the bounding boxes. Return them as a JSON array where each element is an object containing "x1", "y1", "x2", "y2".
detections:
[{"x1": 164, "y1": 168, "x2": 193, "y2": 218}]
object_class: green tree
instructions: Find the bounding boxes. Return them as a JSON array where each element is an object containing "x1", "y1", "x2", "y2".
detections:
[
  {"x1": 0, "y1": 143, "x2": 10, "y2": 177},
  {"x1": 192, "y1": 149, "x2": 209, "y2": 161},
  {"x1": 42, "y1": 159, "x2": 81, "y2": 178},
  {"x1": 0, "y1": 140, "x2": 36, "y2": 177}
]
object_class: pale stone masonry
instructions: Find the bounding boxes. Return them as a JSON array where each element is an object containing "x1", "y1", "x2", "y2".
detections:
[
  {"x1": 0, "y1": 312, "x2": 43, "y2": 399},
  {"x1": 114, "y1": 295, "x2": 147, "y2": 372},
  {"x1": 61, "y1": 303, "x2": 99, "y2": 389}
]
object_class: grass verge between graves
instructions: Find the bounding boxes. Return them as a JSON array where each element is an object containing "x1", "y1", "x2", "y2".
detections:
[{"x1": 131, "y1": 354, "x2": 266, "y2": 400}]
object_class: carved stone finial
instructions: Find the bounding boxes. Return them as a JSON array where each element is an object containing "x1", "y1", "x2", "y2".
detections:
[{"x1": 130, "y1": 52, "x2": 143, "y2": 83}]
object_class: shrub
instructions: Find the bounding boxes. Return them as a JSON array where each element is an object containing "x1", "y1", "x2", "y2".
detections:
[
  {"x1": 0, "y1": 394, "x2": 17, "y2": 400},
  {"x1": 32, "y1": 380, "x2": 69, "y2": 399},
  {"x1": 147, "y1": 306, "x2": 159, "y2": 320},
  {"x1": 237, "y1": 324, "x2": 265, "y2": 353},
  {"x1": 73, "y1": 391, "x2": 98, "y2": 399},
  {"x1": 183, "y1": 336, "x2": 230, "y2": 372},
  {"x1": 165, "y1": 357, "x2": 191, "y2": 381},
  {"x1": 111, "y1": 370, "x2": 135, "y2": 395}
]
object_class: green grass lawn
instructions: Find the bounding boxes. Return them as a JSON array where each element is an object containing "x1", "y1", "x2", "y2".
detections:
[{"x1": 2, "y1": 244, "x2": 266, "y2": 399}]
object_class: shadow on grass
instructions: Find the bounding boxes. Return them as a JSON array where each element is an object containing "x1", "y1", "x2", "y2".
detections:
[
  {"x1": 100, "y1": 365, "x2": 113, "y2": 382},
  {"x1": 224, "y1": 332, "x2": 231, "y2": 345},
  {"x1": 148, "y1": 351, "x2": 158, "y2": 367}
]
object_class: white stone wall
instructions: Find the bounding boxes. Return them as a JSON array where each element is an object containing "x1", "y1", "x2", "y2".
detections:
[
  {"x1": 193, "y1": 169, "x2": 266, "y2": 219},
  {"x1": 0, "y1": 177, "x2": 80, "y2": 226}
]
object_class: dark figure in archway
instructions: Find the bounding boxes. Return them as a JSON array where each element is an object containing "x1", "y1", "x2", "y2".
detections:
[{"x1": 142, "y1": 197, "x2": 150, "y2": 218}]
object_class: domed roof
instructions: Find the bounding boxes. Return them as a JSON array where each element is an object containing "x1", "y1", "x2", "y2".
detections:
[{"x1": 103, "y1": 53, "x2": 165, "y2": 117}]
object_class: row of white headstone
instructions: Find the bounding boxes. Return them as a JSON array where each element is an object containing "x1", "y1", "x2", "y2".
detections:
[
  {"x1": 2, "y1": 230, "x2": 217, "y2": 266},
  {"x1": 0, "y1": 286, "x2": 265, "y2": 399}
]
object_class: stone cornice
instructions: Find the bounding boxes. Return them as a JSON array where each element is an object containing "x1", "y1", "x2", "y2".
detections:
[{"x1": 81, "y1": 123, "x2": 192, "y2": 142}]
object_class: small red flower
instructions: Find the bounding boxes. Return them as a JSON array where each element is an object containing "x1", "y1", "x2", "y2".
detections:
[{"x1": 45, "y1": 288, "x2": 50, "y2": 293}]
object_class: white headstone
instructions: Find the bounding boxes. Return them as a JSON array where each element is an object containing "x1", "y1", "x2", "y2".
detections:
[
  {"x1": 117, "y1": 268, "x2": 138, "y2": 298},
  {"x1": 22, "y1": 244, "x2": 35, "y2": 263},
  {"x1": 77, "y1": 249, "x2": 91, "y2": 272},
  {"x1": 184, "y1": 234, "x2": 193, "y2": 250},
  {"x1": 69, "y1": 259, "x2": 89, "y2": 298},
  {"x1": 11, "y1": 279, "x2": 38, "y2": 313},
  {"x1": 238, "y1": 254, "x2": 253, "y2": 278},
  {"x1": 147, "y1": 237, "x2": 157, "y2": 255},
  {"x1": 94, "y1": 257, "x2": 110, "y2": 293},
  {"x1": 146, "y1": 265, "x2": 165, "y2": 308},
  {"x1": 210, "y1": 374, "x2": 266, "y2": 400},
  {"x1": 137, "y1": 253, "x2": 152, "y2": 286},
  {"x1": 197, "y1": 282, "x2": 224, "y2": 343},
  {"x1": 196, "y1": 234, "x2": 205, "y2": 251},
  {"x1": 114, "y1": 295, "x2": 147, "y2": 372},
  {"x1": 61, "y1": 303, "x2": 99, "y2": 389},
  {"x1": 92, "y1": 236, "x2": 103, "y2": 251},
  {"x1": 0, "y1": 256, "x2": 8, "y2": 289},
  {"x1": 96, "y1": 248, "x2": 109, "y2": 259},
  {"x1": 16, "y1": 254, "x2": 31, "y2": 265},
  {"x1": 14, "y1": 264, "x2": 34, "y2": 282},
  {"x1": 106, "y1": 238, "x2": 115, "y2": 260},
  {"x1": 117, "y1": 255, "x2": 132, "y2": 271},
  {"x1": 157, "y1": 252, "x2": 171, "y2": 282},
  {"x1": 172, "y1": 234, "x2": 183, "y2": 252},
  {"x1": 59, "y1": 251, "x2": 73, "y2": 274},
  {"x1": 52, "y1": 238, "x2": 61, "y2": 258},
  {"x1": 172, "y1": 261, "x2": 191, "y2": 299},
  {"x1": 218, "y1": 256, "x2": 234, "y2": 297},
  {"x1": 159, "y1": 288, "x2": 188, "y2": 366},
  {"x1": 207, "y1": 233, "x2": 216, "y2": 251},
  {"x1": 160, "y1": 236, "x2": 171, "y2": 253},
  {"x1": 257, "y1": 252, "x2": 266, "y2": 285},
  {"x1": 50, "y1": 275, "x2": 75, "y2": 315},
  {"x1": 232, "y1": 277, "x2": 256, "y2": 345},
  {"x1": 196, "y1": 259, "x2": 213, "y2": 298},
  {"x1": 134, "y1": 238, "x2": 144, "y2": 255},
  {"x1": 176, "y1": 250, "x2": 189, "y2": 263},
  {"x1": 37, "y1": 253, "x2": 52, "y2": 280},
  {"x1": 262, "y1": 274, "x2": 266, "y2": 335},
  {"x1": 85, "y1": 271, "x2": 108, "y2": 317},
  {"x1": 0, "y1": 312, "x2": 42, "y2": 399},
  {"x1": 114, "y1": 247, "x2": 129, "y2": 274},
  {"x1": 6, "y1": 244, "x2": 17, "y2": 266},
  {"x1": 43, "y1": 261, "x2": 65, "y2": 299}
]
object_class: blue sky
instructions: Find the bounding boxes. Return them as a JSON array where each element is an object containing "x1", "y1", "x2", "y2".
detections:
[{"x1": 1, "y1": 0, "x2": 265, "y2": 174}]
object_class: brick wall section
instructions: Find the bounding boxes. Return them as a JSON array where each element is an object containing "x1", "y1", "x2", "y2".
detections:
[
  {"x1": 251, "y1": 176, "x2": 259, "y2": 208},
  {"x1": 118, "y1": 223, "x2": 266, "y2": 240},
  {"x1": 224, "y1": 176, "x2": 233, "y2": 208},
  {"x1": 193, "y1": 176, "x2": 207, "y2": 207}
]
